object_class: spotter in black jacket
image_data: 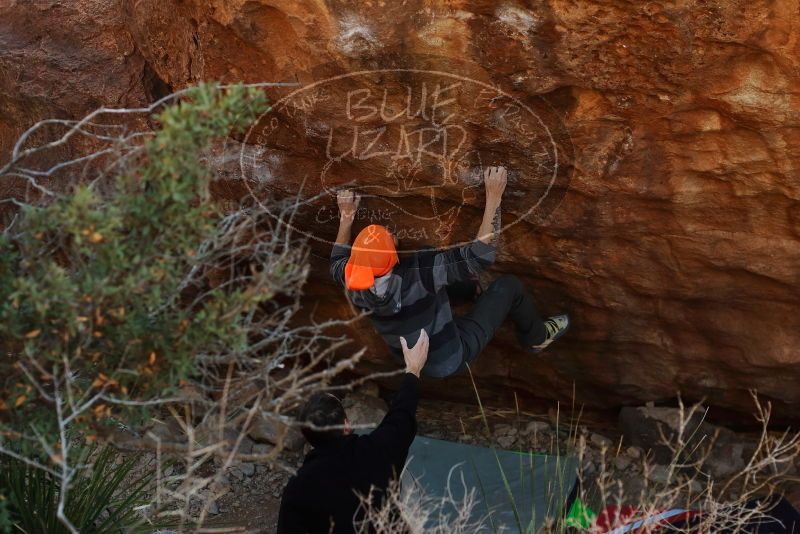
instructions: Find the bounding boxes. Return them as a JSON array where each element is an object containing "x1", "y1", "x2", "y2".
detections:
[{"x1": 277, "y1": 373, "x2": 419, "y2": 534}]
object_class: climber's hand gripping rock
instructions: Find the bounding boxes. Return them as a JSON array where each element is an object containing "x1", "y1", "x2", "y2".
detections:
[
  {"x1": 477, "y1": 165, "x2": 507, "y2": 244},
  {"x1": 336, "y1": 189, "x2": 361, "y2": 244}
]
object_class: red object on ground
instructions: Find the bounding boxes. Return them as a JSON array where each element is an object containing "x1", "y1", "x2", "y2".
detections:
[{"x1": 593, "y1": 505, "x2": 698, "y2": 533}]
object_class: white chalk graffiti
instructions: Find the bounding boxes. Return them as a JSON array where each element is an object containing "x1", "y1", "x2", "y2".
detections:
[{"x1": 240, "y1": 67, "x2": 566, "y2": 251}]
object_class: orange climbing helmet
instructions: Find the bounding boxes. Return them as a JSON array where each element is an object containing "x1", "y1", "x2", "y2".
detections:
[{"x1": 345, "y1": 225, "x2": 399, "y2": 290}]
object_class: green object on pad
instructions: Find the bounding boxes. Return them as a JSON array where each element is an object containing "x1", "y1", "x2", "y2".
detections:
[{"x1": 565, "y1": 496, "x2": 597, "y2": 529}]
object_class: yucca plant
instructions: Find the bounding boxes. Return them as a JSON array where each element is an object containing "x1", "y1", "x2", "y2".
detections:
[{"x1": 0, "y1": 443, "x2": 160, "y2": 533}]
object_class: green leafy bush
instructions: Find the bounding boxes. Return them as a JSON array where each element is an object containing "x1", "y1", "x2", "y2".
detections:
[
  {"x1": 0, "y1": 81, "x2": 367, "y2": 531},
  {"x1": 0, "y1": 83, "x2": 268, "y2": 467}
]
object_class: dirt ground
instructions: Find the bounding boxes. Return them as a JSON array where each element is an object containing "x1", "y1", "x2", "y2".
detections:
[
  {"x1": 198, "y1": 399, "x2": 501, "y2": 531},
  {"x1": 203, "y1": 396, "x2": 602, "y2": 533},
  {"x1": 197, "y1": 396, "x2": 800, "y2": 533}
]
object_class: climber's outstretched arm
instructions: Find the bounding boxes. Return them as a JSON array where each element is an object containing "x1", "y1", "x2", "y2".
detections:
[
  {"x1": 476, "y1": 166, "x2": 507, "y2": 244},
  {"x1": 424, "y1": 167, "x2": 506, "y2": 291},
  {"x1": 335, "y1": 189, "x2": 361, "y2": 245}
]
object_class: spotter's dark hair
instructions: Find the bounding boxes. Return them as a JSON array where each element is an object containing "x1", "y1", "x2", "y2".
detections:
[{"x1": 299, "y1": 392, "x2": 347, "y2": 447}]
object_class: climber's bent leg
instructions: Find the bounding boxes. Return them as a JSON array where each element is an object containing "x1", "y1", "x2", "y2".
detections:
[{"x1": 455, "y1": 274, "x2": 547, "y2": 367}]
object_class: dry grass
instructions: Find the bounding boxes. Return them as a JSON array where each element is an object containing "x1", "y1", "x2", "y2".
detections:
[{"x1": 357, "y1": 386, "x2": 799, "y2": 533}]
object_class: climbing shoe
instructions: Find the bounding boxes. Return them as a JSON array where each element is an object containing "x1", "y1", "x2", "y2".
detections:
[{"x1": 530, "y1": 314, "x2": 570, "y2": 353}]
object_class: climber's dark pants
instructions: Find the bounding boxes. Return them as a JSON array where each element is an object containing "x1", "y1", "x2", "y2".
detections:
[{"x1": 452, "y1": 274, "x2": 547, "y2": 371}]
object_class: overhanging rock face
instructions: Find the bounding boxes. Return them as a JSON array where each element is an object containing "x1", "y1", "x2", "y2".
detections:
[{"x1": 1, "y1": 1, "x2": 799, "y2": 419}]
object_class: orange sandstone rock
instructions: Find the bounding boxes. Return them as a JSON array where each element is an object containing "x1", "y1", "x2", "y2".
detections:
[{"x1": 1, "y1": 0, "x2": 799, "y2": 421}]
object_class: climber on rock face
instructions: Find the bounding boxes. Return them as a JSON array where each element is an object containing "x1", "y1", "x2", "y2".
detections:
[{"x1": 330, "y1": 166, "x2": 569, "y2": 378}]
